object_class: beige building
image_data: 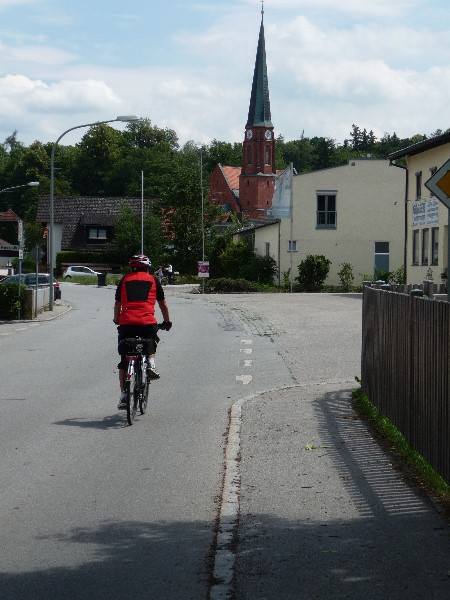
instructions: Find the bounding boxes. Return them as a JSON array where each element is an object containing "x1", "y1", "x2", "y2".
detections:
[
  {"x1": 234, "y1": 158, "x2": 405, "y2": 287},
  {"x1": 388, "y1": 132, "x2": 450, "y2": 285}
]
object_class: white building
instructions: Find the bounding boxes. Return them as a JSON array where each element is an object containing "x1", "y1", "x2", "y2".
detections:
[
  {"x1": 388, "y1": 132, "x2": 450, "y2": 285},
  {"x1": 234, "y1": 158, "x2": 405, "y2": 287}
]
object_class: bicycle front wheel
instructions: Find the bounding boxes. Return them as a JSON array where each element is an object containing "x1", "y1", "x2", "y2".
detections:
[{"x1": 140, "y1": 376, "x2": 149, "y2": 415}]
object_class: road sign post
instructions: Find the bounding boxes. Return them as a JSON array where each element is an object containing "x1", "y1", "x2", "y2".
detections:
[{"x1": 425, "y1": 159, "x2": 450, "y2": 302}]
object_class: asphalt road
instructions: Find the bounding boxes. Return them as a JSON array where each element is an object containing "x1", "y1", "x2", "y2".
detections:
[
  {"x1": 0, "y1": 283, "x2": 266, "y2": 599},
  {"x1": 1, "y1": 285, "x2": 449, "y2": 600}
]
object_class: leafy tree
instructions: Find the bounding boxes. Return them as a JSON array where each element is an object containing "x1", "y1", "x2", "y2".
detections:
[
  {"x1": 158, "y1": 144, "x2": 221, "y2": 274},
  {"x1": 310, "y1": 136, "x2": 337, "y2": 170},
  {"x1": 202, "y1": 139, "x2": 243, "y2": 172},
  {"x1": 122, "y1": 118, "x2": 179, "y2": 153},
  {"x1": 296, "y1": 254, "x2": 331, "y2": 292},
  {"x1": 2, "y1": 130, "x2": 23, "y2": 152},
  {"x1": 24, "y1": 221, "x2": 46, "y2": 252},
  {"x1": 219, "y1": 239, "x2": 254, "y2": 278},
  {"x1": 74, "y1": 124, "x2": 123, "y2": 196},
  {"x1": 108, "y1": 204, "x2": 141, "y2": 263},
  {"x1": 278, "y1": 137, "x2": 313, "y2": 173}
]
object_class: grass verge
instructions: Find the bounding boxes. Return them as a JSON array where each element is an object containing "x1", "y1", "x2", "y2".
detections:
[{"x1": 352, "y1": 385, "x2": 450, "y2": 517}]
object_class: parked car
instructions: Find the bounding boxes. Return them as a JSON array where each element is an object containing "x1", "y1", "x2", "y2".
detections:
[
  {"x1": 63, "y1": 266, "x2": 101, "y2": 278},
  {"x1": 0, "y1": 273, "x2": 61, "y2": 300}
]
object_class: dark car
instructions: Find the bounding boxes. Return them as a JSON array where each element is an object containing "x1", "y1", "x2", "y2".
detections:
[{"x1": 0, "y1": 273, "x2": 61, "y2": 301}]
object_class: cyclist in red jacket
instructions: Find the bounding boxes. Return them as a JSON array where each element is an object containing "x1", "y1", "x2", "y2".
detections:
[{"x1": 113, "y1": 254, "x2": 172, "y2": 409}]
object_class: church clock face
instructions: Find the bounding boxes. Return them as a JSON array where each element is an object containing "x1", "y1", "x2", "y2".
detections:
[
  {"x1": 264, "y1": 129, "x2": 272, "y2": 140},
  {"x1": 246, "y1": 130, "x2": 253, "y2": 140}
]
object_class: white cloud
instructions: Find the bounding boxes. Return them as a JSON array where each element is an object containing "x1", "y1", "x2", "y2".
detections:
[{"x1": 0, "y1": 0, "x2": 449, "y2": 147}]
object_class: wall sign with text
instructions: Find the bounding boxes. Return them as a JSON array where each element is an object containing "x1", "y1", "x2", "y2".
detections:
[{"x1": 412, "y1": 199, "x2": 439, "y2": 227}]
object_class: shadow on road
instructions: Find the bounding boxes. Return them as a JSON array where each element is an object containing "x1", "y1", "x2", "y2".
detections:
[{"x1": 53, "y1": 415, "x2": 126, "y2": 430}]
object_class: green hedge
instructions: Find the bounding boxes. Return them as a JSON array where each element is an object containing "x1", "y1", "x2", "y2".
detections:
[{"x1": 202, "y1": 278, "x2": 259, "y2": 293}]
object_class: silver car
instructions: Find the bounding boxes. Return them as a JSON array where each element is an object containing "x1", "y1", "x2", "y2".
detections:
[{"x1": 63, "y1": 266, "x2": 101, "y2": 278}]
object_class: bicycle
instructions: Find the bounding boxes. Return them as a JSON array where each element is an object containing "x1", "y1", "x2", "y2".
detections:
[
  {"x1": 159, "y1": 271, "x2": 178, "y2": 286},
  {"x1": 119, "y1": 325, "x2": 165, "y2": 425}
]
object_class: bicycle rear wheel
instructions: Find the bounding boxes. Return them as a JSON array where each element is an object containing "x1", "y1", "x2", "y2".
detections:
[{"x1": 126, "y1": 360, "x2": 139, "y2": 425}]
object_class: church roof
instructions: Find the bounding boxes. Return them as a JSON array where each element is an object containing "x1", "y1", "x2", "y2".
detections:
[
  {"x1": 221, "y1": 165, "x2": 241, "y2": 192},
  {"x1": 246, "y1": 14, "x2": 273, "y2": 128}
]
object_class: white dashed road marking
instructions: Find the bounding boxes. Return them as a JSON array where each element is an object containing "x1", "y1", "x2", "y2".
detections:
[{"x1": 236, "y1": 375, "x2": 252, "y2": 385}]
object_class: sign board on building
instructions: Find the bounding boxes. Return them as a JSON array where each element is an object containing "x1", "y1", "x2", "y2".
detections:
[
  {"x1": 425, "y1": 158, "x2": 450, "y2": 209},
  {"x1": 412, "y1": 199, "x2": 439, "y2": 227}
]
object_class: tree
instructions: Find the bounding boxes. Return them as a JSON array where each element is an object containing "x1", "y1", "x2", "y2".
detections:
[
  {"x1": 158, "y1": 145, "x2": 222, "y2": 274},
  {"x1": 74, "y1": 124, "x2": 123, "y2": 196},
  {"x1": 310, "y1": 136, "x2": 337, "y2": 170},
  {"x1": 219, "y1": 239, "x2": 254, "y2": 278},
  {"x1": 108, "y1": 204, "x2": 141, "y2": 263}
]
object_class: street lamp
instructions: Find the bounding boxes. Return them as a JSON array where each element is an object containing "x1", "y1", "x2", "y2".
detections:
[
  {"x1": 0, "y1": 181, "x2": 40, "y2": 194},
  {"x1": 48, "y1": 115, "x2": 139, "y2": 310}
]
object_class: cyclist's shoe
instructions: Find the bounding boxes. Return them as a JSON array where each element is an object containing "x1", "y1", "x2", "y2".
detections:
[
  {"x1": 118, "y1": 392, "x2": 127, "y2": 410},
  {"x1": 147, "y1": 365, "x2": 160, "y2": 380}
]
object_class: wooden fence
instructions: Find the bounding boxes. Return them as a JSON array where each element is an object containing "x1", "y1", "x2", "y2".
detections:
[{"x1": 361, "y1": 286, "x2": 450, "y2": 484}]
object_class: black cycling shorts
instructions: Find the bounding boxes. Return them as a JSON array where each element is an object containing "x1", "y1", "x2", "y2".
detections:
[{"x1": 117, "y1": 324, "x2": 160, "y2": 370}]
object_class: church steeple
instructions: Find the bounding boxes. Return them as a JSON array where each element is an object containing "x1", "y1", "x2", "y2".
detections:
[
  {"x1": 246, "y1": 8, "x2": 273, "y2": 129},
  {"x1": 239, "y1": 4, "x2": 276, "y2": 219}
]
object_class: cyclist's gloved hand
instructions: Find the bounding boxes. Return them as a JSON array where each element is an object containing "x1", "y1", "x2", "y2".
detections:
[{"x1": 162, "y1": 321, "x2": 172, "y2": 331}]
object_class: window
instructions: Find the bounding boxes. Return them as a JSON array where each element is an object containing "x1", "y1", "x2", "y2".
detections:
[
  {"x1": 247, "y1": 146, "x2": 252, "y2": 165},
  {"x1": 431, "y1": 227, "x2": 439, "y2": 265},
  {"x1": 421, "y1": 229, "x2": 429, "y2": 265},
  {"x1": 374, "y1": 241, "x2": 390, "y2": 274},
  {"x1": 264, "y1": 242, "x2": 270, "y2": 257},
  {"x1": 429, "y1": 167, "x2": 437, "y2": 196},
  {"x1": 288, "y1": 240, "x2": 297, "y2": 252},
  {"x1": 415, "y1": 171, "x2": 422, "y2": 199},
  {"x1": 316, "y1": 193, "x2": 336, "y2": 228},
  {"x1": 412, "y1": 230, "x2": 419, "y2": 265},
  {"x1": 265, "y1": 145, "x2": 271, "y2": 165},
  {"x1": 89, "y1": 227, "x2": 107, "y2": 239}
]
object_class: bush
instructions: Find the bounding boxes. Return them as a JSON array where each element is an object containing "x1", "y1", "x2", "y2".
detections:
[
  {"x1": 202, "y1": 278, "x2": 258, "y2": 293},
  {"x1": 337, "y1": 262, "x2": 354, "y2": 292},
  {"x1": 0, "y1": 283, "x2": 27, "y2": 320},
  {"x1": 239, "y1": 254, "x2": 277, "y2": 284},
  {"x1": 219, "y1": 240, "x2": 254, "y2": 278},
  {"x1": 296, "y1": 255, "x2": 331, "y2": 292}
]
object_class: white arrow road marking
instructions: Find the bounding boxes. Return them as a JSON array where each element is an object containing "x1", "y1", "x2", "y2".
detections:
[
  {"x1": 243, "y1": 360, "x2": 252, "y2": 366},
  {"x1": 236, "y1": 375, "x2": 252, "y2": 385}
]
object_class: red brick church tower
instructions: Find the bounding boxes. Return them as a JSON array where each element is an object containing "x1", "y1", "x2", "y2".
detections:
[
  {"x1": 239, "y1": 7, "x2": 276, "y2": 219},
  {"x1": 208, "y1": 6, "x2": 276, "y2": 220}
]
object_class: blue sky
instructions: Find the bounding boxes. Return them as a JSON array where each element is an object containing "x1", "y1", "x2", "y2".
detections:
[{"x1": 1, "y1": 0, "x2": 450, "y2": 148}]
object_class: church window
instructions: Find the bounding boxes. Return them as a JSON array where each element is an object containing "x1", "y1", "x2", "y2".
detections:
[
  {"x1": 247, "y1": 146, "x2": 252, "y2": 165},
  {"x1": 265, "y1": 145, "x2": 271, "y2": 165}
]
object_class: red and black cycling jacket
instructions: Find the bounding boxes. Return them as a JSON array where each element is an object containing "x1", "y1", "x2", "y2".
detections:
[{"x1": 117, "y1": 271, "x2": 159, "y2": 326}]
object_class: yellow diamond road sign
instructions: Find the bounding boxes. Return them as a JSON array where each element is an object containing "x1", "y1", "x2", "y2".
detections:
[{"x1": 425, "y1": 158, "x2": 450, "y2": 209}]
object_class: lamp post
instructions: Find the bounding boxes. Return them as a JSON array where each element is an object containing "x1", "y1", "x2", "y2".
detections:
[
  {"x1": 48, "y1": 115, "x2": 138, "y2": 310},
  {"x1": 199, "y1": 146, "x2": 206, "y2": 293},
  {"x1": 0, "y1": 181, "x2": 40, "y2": 318}
]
